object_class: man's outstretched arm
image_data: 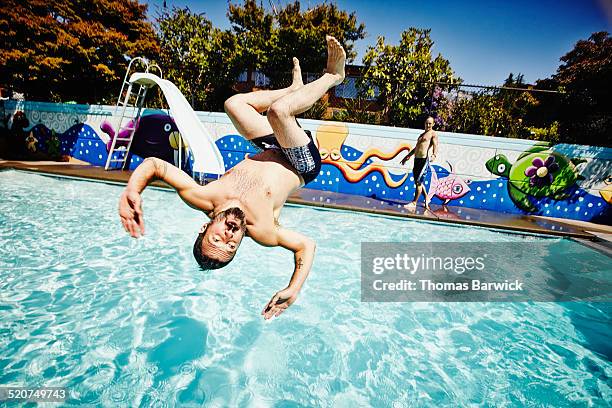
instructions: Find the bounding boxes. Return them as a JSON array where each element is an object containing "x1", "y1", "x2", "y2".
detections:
[
  {"x1": 119, "y1": 158, "x2": 213, "y2": 238},
  {"x1": 400, "y1": 148, "x2": 416, "y2": 165},
  {"x1": 261, "y1": 227, "x2": 316, "y2": 320}
]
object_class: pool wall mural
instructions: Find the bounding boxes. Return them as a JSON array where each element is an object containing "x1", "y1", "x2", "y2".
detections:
[
  {"x1": 2, "y1": 102, "x2": 194, "y2": 172},
  {"x1": 3, "y1": 101, "x2": 611, "y2": 224}
]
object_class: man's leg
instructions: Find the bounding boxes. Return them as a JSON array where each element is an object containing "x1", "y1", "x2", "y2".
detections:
[
  {"x1": 224, "y1": 58, "x2": 304, "y2": 140},
  {"x1": 266, "y1": 35, "x2": 346, "y2": 148},
  {"x1": 404, "y1": 183, "x2": 422, "y2": 209},
  {"x1": 414, "y1": 184, "x2": 424, "y2": 204},
  {"x1": 405, "y1": 158, "x2": 429, "y2": 209},
  {"x1": 423, "y1": 184, "x2": 431, "y2": 210}
]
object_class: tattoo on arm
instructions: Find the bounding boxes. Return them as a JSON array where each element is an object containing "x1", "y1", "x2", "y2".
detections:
[{"x1": 296, "y1": 257, "x2": 303, "y2": 269}]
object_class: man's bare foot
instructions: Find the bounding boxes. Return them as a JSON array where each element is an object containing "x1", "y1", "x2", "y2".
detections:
[
  {"x1": 404, "y1": 201, "x2": 417, "y2": 210},
  {"x1": 325, "y1": 35, "x2": 346, "y2": 86},
  {"x1": 290, "y1": 57, "x2": 303, "y2": 91}
]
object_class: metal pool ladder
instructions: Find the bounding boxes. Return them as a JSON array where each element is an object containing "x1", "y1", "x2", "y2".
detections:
[{"x1": 104, "y1": 57, "x2": 163, "y2": 170}]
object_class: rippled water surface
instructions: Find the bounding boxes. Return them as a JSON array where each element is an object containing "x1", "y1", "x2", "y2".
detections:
[{"x1": 0, "y1": 170, "x2": 610, "y2": 407}]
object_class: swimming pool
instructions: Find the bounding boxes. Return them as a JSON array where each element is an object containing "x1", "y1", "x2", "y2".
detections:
[{"x1": 0, "y1": 169, "x2": 610, "y2": 406}]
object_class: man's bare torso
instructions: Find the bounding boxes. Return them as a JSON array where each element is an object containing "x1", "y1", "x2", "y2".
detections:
[
  {"x1": 414, "y1": 129, "x2": 436, "y2": 158},
  {"x1": 202, "y1": 150, "x2": 302, "y2": 244}
]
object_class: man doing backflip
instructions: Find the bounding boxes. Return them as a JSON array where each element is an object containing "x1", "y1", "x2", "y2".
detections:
[{"x1": 118, "y1": 36, "x2": 346, "y2": 319}]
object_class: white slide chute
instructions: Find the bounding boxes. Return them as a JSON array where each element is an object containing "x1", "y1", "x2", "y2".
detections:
[{"x1": 129, "y1": 72, "x2": 225, "y2": 176}]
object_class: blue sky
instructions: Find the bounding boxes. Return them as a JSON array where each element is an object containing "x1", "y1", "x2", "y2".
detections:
[{"x1": 143, "y1": 0, "x2": 610, "y2": 85}]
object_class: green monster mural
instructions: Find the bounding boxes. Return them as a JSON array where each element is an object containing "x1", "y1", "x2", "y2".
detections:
[{"x1": 486, "y1": 144, "x2": 585, "y2": 212}]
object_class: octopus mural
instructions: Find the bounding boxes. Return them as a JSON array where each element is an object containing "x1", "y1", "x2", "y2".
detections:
[{"x1": 315, "y1": 123, "x2": 412, "y2": 188}]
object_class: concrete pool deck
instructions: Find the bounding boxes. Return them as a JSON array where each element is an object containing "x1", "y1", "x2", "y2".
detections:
[{"x1": 2, "y1": 160, "x2": 611, "y2": 242}]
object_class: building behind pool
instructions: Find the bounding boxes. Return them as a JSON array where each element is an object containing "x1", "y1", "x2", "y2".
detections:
[{"x1": 2, "y1": 100, "x2": 611, "y2": 224}]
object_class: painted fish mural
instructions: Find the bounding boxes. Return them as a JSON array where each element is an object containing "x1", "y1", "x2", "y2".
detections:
[
  {"x1": 427, "y1": 162, "x2": 471, "y2": 205},
  {"x1": 486, "y1": 144, "x2": 585, "y2": 212}
]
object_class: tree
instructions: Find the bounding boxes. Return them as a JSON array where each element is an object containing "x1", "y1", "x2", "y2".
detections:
[
  {"x1": 553, "y1": 31, "x2": 612, "y2": 147},
  {"x1": 495, "y1": 73, "x2": 538, "y2": 138},
  {"x1": 156, "y1": 7, "x2": 240, "y2": 111},
  {"x1": 0, "y1": 0, "x2": 159, "y2": 103},
  {"x1": 358, "y1": 28, "x2": 459, "y2": 128},
  {"x1": 331, "y1": 97, "x2": 382, "y2": 125},
  {"x1": 227, "y1": 0, "x2": 366, "y2": 88},
  {"x1": 227, "y1": 0, "x2": 275, "y2": 78},
  {"x1": 439, "y1": 73, "x2": 539, "y2": 138},
  {"x1": 445, "y1": 91, "x2": 511, "y2": 136},
  {"x1": 267, "y1": 1, "x2": 366, "y2": 86},
  {"x1": 498, "y1": 74, "x2": 537, "y2": 122}
]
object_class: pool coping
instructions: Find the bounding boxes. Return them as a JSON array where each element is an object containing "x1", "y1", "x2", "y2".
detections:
[{"x1": 1, "y1": 160, "x2": 608, "y2": 241}]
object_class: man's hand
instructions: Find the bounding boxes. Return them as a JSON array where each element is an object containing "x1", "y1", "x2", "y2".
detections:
[
  {"x1": 118, "y1": 189, "x2": 145, "y2": 238},
  {"x1": 261, "y1": 287, "x2": 299, "y2": 320},
  {"x1": 255, "y1": 228, "x2": 315, "y2": 320},
  {"x1": 400, "y1": 149, "x2": 414, "y2": 166}
]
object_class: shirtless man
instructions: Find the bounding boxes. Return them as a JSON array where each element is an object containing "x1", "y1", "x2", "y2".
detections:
[
  {"x1": 400, "y1": 116, "x2": 439, "y2": 210},
  {"x1": 118, "y1": 35, "x2": 346, "y2": 320}
]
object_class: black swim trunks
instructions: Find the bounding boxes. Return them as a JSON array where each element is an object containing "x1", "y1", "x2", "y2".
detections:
[
  {"x1": 249, "y1": 129, "x2": 322, "y2": 185},
  {"x1": 413, "y1": 157, "x2": 428, "y2": 184}
]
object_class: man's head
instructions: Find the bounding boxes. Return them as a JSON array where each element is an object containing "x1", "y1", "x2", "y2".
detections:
[
  {"x1": 425, "y1": 116, "x2": 435, "y2": 131},
  {"x1": 193, "y1": 207, "x2": 247, "y2": 270}
]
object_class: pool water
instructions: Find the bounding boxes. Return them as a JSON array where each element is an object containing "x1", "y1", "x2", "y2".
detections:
[{"x1": 0, "y1": 170, "x2": 610, "y2": 407}]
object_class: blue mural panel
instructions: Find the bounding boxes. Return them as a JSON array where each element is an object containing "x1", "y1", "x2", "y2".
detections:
[{"x1": 6, "y1": 101, "x2": 612, "y2": 224}]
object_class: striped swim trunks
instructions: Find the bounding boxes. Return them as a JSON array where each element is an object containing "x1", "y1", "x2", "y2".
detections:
[{"x1": 248, "y1": 130, "x2": 322, "y2": 185}]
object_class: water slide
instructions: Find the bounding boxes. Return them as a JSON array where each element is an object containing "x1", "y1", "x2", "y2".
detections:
[{"x1": 129, "y1": 72, "x2": 225, "y2": 176}]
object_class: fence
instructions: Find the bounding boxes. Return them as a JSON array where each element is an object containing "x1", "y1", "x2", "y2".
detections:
[{"x1": 238, "y1": 70, "x2": 568, "y2": 141}]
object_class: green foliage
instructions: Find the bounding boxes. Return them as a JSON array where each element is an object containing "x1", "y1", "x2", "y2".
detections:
[
  {"x1": 331, "y1": 98, "x2": 382, "y2": 125},
  {"x1": 446, "y1": 92, "x2": 511, "y2": 136},
  {"x1": 228, "y1": 0, "x2": 366, "y2": 88},
  {"x1": 0, "y1": 0, "x2": 159, "y2": 103},
  {"x1": 299, "y1": 99, "x2": 329, "y2": 120},
  {"x1": 269, "y1": 1, "x2": 365, "y2": 84},
  {"x1": 228, "y1": 0, "x2": 274, "y2": 73},
  {"x1": 156, "y1": 7, "x2": 241, "y2": 111},
  {"x1": 443, "y1": 73, "x2": 539, "y2": 138},
  {"x1": 498, "y1": 74, "x2": 538, "y2": 123},
  {"x1": 526, "y1": 122, "x2": 560, "y2": 144},
  {"x1": 553, "y1": 31, "x2": 612, "y2": 147},
  {"x1": 358, "y1": 28, "x2": 460, "y2": 127}
]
